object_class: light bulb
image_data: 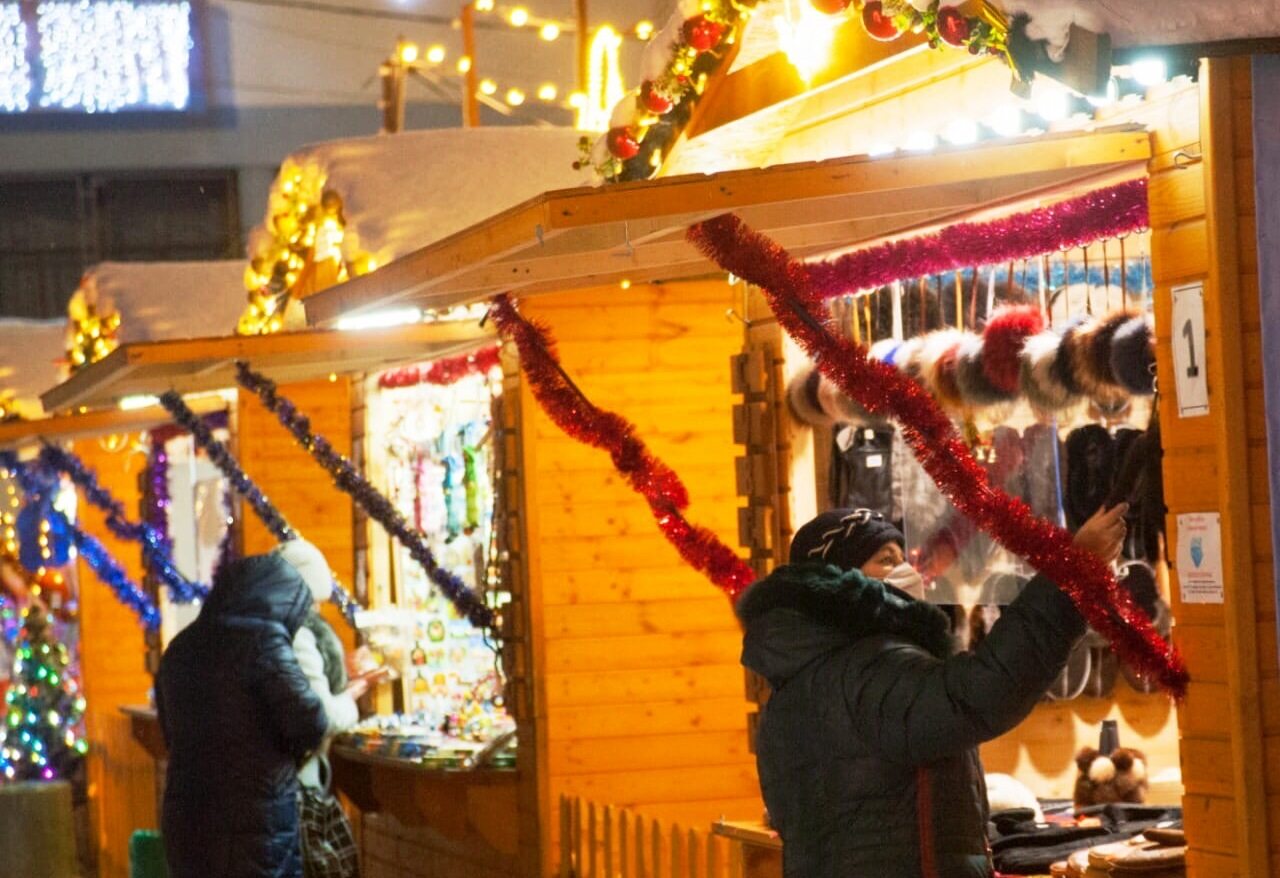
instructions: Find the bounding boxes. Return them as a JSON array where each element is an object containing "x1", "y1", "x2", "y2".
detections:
[
  {"x1": 634, "y1": 20, "x2": 654, "y2": 40},
  {"x1": 456, "y1": 55, "x2": 472, "y2": 74},
  {"x1": 508, "y1": 7, "x2": 529, "y2": 27},
  {"x1": 537, "y1": 83, "x2": 557, "y2": 101},
  {"x1": 539, "y1": 23, "x2": 560, "y2": 40},
  {"x1": 505, "y1": 88, "x2": 525, "y2": 105},
  {"x1": 567, "y1": 90, "x2": 586, "y2": 109},
  {"x1": 426, "y1": 45, "x2": 446, "y2": 64},
  {"x1": 397, "y1": 41, "x2": 420, "y2": 64},
  {"x1": 479, "y1": 78, "x2": 497, "y2": 95}
]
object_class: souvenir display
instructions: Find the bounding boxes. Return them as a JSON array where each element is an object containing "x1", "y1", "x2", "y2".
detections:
[{"x1": 359, "y1": 362, "x2": 512, "y2": 749}]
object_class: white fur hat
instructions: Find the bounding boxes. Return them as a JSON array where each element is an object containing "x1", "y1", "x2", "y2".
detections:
[{"x1": 276, "y1": 538, "x2": 333, "y2": 603}]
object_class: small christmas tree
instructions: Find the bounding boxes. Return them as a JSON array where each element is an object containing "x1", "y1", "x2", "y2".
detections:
[{"x1": 0, "y1": 604, "x2": 87, "y2": 782}]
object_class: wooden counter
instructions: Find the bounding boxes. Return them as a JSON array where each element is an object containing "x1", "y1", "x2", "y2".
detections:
[
  {"x1": 712, "y1": 820, "x2": 782, "y2": 878},
  {"x1": 330, "y1": 744, "x2": 521, "y2": 878}
]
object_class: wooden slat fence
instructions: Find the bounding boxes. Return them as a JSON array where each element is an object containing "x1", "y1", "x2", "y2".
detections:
[{"x1": 558, "y1": 796, "x2": 744, "y2": 878}]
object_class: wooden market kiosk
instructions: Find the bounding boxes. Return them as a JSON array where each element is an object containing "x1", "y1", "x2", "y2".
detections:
[{"x1": 297, "y1": 48, "x2": 1278, "y2": 878}]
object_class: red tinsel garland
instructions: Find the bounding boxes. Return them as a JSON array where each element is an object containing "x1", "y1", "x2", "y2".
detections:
[
  {"x1": 378, "y1": 345, "x2": 502, "y2": 389},
  {"x1": 805, "y1": 179, "x2": 1150, "y2": 299},
  {"x1": 489, "y1": 295, "x2": 757, "y2": 602},
  {"x1": 688, "y1": 213, "x2": 1188, "y2": 698}
]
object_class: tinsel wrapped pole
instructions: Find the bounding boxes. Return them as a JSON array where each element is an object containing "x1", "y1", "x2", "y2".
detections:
[
  {"x1": 157, "y1": 391, "x2": 362, "y2": 626},
  {"x1": 231, "y1": 365, "x2": 495, "y2": 630},
  {"x1": 0, "y1": 453, "x2": 160, "y2": 631},
  {"x1": 39, "y1": 445, "x2": 209, "y2": 603},
  {"x1": 687, "y1": 213, "x2": 1188, "y2": 697},
  {"x1": 489, "y1": 295, "x2": 757, "y2": 602}
]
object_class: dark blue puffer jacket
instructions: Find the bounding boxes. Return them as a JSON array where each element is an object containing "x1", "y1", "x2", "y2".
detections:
[
  {"x1": 157, "y1": 554, "x2": 328, "y2": 878},
  {"x1": 738, "y1": 563, "x2": 1085, "y2": 878}
]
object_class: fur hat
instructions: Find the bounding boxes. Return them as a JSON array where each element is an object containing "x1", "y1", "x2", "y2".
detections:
[
  {"x1": 868, "y1": 338, "x2": 902, "y2": 364},
  {"x1": 894, "y1": 336, "x2": 927, "y2": 380},
  {"x1": 1020, "y1": 329, "x2": 1080, "y2": 414},
  {"x1": 817, "y1": 375, "x2": 880, "y2": 426},
  {"x1": 1070, "y1": 315, "x2": 1131, "y2": 412},
  {"x1": 1073, "y1": 746, "x2": 1149, "y2": 808},
  {"x1": 786, "y1": 367, "x2": 833, "y2": 428},
  {"x1": 276, "y1": 538, "x2": 333, "y2": 604},
  {"x1": 1051, "y1": 319, "x2": 1090, "y2": 398},
  {"x1": 919, "y1": 330, "x2": 967, "y2": 413},
  {"x1": 1063, "y1": 425, "x2": 1116, "y2": 530},
  {"x1": 982, "y1": 305, "x2": 1044, "y2": 393},
  {"x1": 1110, "y1": 316, "x2": 1156, "y2": 395},
  {"x1": 955, "y1": 334, "x2": 1014, "y2": 408}
]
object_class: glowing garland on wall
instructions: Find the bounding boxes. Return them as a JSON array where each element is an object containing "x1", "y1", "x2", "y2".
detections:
[
  {"x1": 65, "y1": 289, "x2": 121, "y2": 372},
  {"x1": 239, "y1": 160, "x2": 376, "y2": 336}
]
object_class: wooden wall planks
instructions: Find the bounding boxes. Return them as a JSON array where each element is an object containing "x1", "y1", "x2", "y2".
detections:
[
  {"x1": 73, "y1": 435, "x2": 158, "y2": 878},
  {"x1": 516, "y1": 282, "x2": 762, "y2": 874}
]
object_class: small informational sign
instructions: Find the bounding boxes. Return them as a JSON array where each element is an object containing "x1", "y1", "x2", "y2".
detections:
[
  {"x1": 1176, "y1": 512, "x2": 1224, "y2": 604},
  {"x1": 1171, "y1": 282, "x2": 1210, "y2": 418}
]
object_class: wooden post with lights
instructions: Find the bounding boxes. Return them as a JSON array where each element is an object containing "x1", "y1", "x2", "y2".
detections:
[
  {"x1": 575, "y1": 0, "x2": 588, "y2": 93},
  {"x1": 461, "y1": 3, "x2": 481, "y2": 128},
  {"x1": 379, "y1": 41, "x2": 412, "y2": 134}
]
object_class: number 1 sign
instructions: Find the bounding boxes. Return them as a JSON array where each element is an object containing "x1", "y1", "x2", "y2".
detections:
[{"x1": 1171, "y1": 281, "x2": 1210, "y2": 418}]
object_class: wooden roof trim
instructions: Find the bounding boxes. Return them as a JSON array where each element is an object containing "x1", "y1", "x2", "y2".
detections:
[
  {"x1": 0, "y1": 397, "x2": 228, "y2": 450},
  {"x1": 303, "y1": 126, "x2": 1149, "y2": 324},
  {"x1": 40, "y1": 322, "x2": 493, "y2": 413}
]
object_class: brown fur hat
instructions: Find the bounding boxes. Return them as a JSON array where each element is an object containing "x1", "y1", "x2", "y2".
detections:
[{"x1": 1073, "y1": 746, "x2": 1149, "y2": 809}]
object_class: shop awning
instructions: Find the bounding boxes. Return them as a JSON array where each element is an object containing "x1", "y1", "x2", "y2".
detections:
[
  {"x1": 0, "y1": 397, "x2": 229, "y2": 450},
  {"x1": 40, "y1": 322, "x2": 494, "y2": 413},
  {"x1": 302, "y1": 125, "x2": 1151, "y2": 326}
]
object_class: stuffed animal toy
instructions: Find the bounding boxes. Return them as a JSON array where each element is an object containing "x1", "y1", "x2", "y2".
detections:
[{"x1": 1073, "y1": 746, "x2": 1149, "y2": 808}]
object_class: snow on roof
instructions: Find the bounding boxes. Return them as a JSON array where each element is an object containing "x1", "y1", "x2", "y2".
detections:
[
  {"x1": 78, "y1": 261, "x2": 247, "y2": 343},
  {"x1": 1003, "y1": 0, "x2": 1280, "y2": 54},
  {"x1": 0, "y1": 319, "x2": 68, "y2": 419},
  {"x1": 256, "y1": 127, "x2": 590, "y2": 265}
]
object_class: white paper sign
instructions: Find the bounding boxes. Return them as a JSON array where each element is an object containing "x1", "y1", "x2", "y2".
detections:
[
  {"x1": 1171, "y1": 282, "x2": 1209, "y2": 418},
  {"x1": 1176, "y1": 512, "x2": 1224, "y2": 604}
]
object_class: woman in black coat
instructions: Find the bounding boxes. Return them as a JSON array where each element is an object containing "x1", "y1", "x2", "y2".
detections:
[
  {"x1": 157, "y1": 553, "x2": 329, "y2": 878},
  {"x1": 738, "y1": 505, "x2": 1126, "y2": 878}
]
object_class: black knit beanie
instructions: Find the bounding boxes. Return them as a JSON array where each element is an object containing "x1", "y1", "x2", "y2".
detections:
[{"x1": 789, "y1": 508, "x2": 905, "y2": 571}]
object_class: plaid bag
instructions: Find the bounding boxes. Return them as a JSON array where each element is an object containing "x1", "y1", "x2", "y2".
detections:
[{"x1": 298, "y1": 759, "x2": 359, "y2": 878}]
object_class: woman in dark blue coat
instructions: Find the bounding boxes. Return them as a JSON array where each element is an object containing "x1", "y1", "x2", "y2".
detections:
[
  {"x1": 738, "y1": 505, "x2": 1126, "y2": 878},
  {"x1": 157, "y1": 553, "x2": 329, "y2": 878}
]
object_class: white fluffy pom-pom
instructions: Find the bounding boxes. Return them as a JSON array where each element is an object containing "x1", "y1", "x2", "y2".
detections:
[{"x1": 1088, "y1": 756, "x2": 1117, "y2": 786}]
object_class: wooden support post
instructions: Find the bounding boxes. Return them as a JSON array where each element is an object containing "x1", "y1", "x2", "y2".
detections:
[
  {"x1": 461, "y1": 3, "x2": 481, "y2": 128},
  {"x1": 378, "y1": 60, "x2": 406, "y2": 134},
  {"x1": 575, "y1": 0, "x2": 589, "y2": 94}
]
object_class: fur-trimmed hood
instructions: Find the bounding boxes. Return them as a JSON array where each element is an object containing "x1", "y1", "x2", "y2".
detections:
[{"x1": 737, "y1": 562, "x2": 952, "y2": 689}]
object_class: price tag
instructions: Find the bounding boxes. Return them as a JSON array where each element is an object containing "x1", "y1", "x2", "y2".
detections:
[{"x1": 1171, "y1": 282, "x2": 1209, "y2": 418}]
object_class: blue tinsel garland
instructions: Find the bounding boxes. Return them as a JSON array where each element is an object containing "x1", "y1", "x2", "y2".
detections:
[
  {"x1": 234, "y1": 362, "x2": 495, "y2": 630},
  {"x1": 39, "y1": 445, "x2": 209, "y2": 603},
  {"x1": 0, "y1": 452, "x2": 161, "y2": 631},
  {"x1": 157, "y1": 390, "x2": 361, "y2": 625}
]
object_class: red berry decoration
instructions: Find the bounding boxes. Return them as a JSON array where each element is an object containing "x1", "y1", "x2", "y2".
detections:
[
  {"x1": 935, "y1": 5, "x2": 971, "y2": 47},
  {"x1": 861, "y1": 1, "x2": 902, "y2": 41},
  {"x1": 606, "y1": 126, "x2": 640, "y2": 160},
  {"x1": 641, "y1": 81, "x2": 673, "y2": 114},
  {"x1": 808, "y1": 0, "x2": 852, "y2": 14},
  {"x1": 682, "y1": 15, "x2": 725, "y2": 52}
]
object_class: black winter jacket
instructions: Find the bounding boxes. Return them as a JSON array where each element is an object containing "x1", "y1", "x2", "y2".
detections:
[
  {"x1": 157, "y1": 554, "x2": 328, "y2": 878},
  {"x1": 738, "y1": 563, "x2": 1085, "y2": 878}
]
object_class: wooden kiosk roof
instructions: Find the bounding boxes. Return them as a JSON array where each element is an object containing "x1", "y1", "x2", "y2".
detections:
[
  {"x1": 0, "y1": 397, "x2": 230, "y2": 450},
  {"x1": 302, "y1": 126, "x2": 1151, "y2": 325},
  {"x1": 40, "y1": 321, "x2": 494, "y2": 413}
]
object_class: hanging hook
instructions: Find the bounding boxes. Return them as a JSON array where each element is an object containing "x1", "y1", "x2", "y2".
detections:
[{"x1": 1173, "y1": 148, "x2": 1203, "y2": 170}]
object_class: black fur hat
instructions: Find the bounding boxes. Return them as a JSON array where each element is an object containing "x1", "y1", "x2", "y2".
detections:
[{"x1": 1110, "y1": 316, "x2": 1156, "y2": 396}]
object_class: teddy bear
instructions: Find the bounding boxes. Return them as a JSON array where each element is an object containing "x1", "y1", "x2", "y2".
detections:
[{"x1": 1073, "y1": 746, "x2": 1149, "y2": 808}]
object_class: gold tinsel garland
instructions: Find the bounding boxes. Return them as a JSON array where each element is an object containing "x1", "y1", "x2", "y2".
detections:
[
  {"x1": 66, "y1": 290, "x2": 121, "y2": 372},
  {"x1": 238, "y1": 160, "x2": 376, "y2": 335}
]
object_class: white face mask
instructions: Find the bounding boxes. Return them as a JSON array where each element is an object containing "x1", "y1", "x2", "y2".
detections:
[{"x1": 884, "y1": 562, "x2": 925, "y2": 601}]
